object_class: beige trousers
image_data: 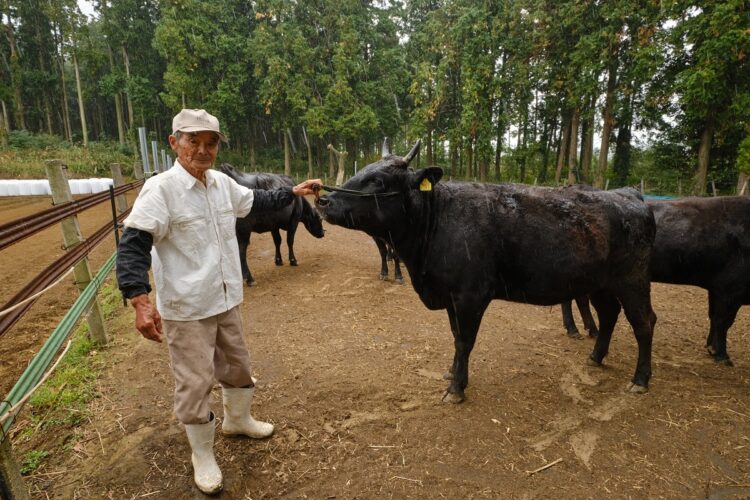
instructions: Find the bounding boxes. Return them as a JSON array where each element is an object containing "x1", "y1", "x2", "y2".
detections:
[{"x1": 163, "y1": 305, "x2": 254, "y2": 424}]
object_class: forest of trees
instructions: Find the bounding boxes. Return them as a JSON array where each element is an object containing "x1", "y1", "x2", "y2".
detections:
[{"x1": 1, "y1": 0, "x2": 748, "y2": 194}]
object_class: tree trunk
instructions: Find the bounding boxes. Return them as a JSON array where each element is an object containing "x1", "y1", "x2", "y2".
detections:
[
  {"x1": 555, "y1": 112, "x2": 571, "y2": 184},
  {"x1": 284, "y1": 131, "x2": 291, "y2": 176},
  {"x1": 57, "y1": 55, "x2": 72, "y2": 141},
  {"x1": 737, "y1": 172, "x2": 749, "y2": 195},
  {"x1": 328, "y1": 144, "x2": 348, "y2": 186},
  {"x1": 465, "y1": 136, "x2": 474, "y2": 180},
  {"x1": 35, "y1": 22, "x2": 54, "y2": 134},
  {"x1": 519, "y1": 111, "x2": 529, "y2": 182},
  {"x1": 249, "y1": 123, "x2": 256, "y2": 169},
  {"x1": 566, "y1": 108, "x2": 579, "y2": 185},
  {"x1": 538, "y1": 117, "x2": 554, "y2": 183},
  {"x1": 328, "y1": 137, "x2": 336, "y2": 178},
  {"x1": 450, "y1": 139, "x2": 458, "y2": 179},
  {"x1": 108, "y1": 46, "x2": 126, "y2": 145},
  {"x1": 595, "y1": 48, "x2": 619, "y2": 188},
  {"x1": 122, "y1": 46, "x2": 134, "y2": 129},
  {"x1": 6, "y1": 20, "x2": 26, "y2": 130},
  {"x1": 0, "y1": 100, "x2": 7, "y2": 146},
  {"x1": 303, "y1": 126, "x2": 313, "y2": 177},
  {"x1": 580, "y1": 112, "x2": 594, "y2": 183},
  {"x1": 72, "y1": 51, "x2": 88, "y2": 147},
  {"x1": 494, "y1": 107, "x2": 504, "y2": 180},
  {"x1": 694, "y1": 115, "x2": 715, "y2": 195},
  {"x1": 426, "y1": 127, "x2": 434, "y2": 165}
]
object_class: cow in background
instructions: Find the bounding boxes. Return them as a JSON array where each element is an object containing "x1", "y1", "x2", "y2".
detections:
[
  {"x1": 219, "y1": 164, "x2": 325, "y2": 286},
  {"x1": 562, "y1": 296, "x2": 599, "y2": 339},
  {"x1": 562, "y1": 196, "x2": 750, "y2": 366},
  {"x1": 373, "y1": 237, "x2": 403, "y2": 284},
  {"x1": 316, "y1": 141, "x2": 657, "y2": 403}
]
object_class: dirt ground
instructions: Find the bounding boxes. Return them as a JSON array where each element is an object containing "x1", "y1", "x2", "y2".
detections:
[{"x1": 2, "y1": 194, "x2": 750, "y2": 499}]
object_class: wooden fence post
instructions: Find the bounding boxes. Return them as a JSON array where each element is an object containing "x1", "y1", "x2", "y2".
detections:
[
  {"x1": 109, "y1": 163, "x2": 128, "y2": 214},
  {"x1": 132, "y1": 160, "x2": 144, "y2": 180},
  {"x1": 45, "y1": 160, "x2": 108, "y2": 345},
  {"x1": 0, "y1": 436, "x2": 29, "y2": 500}
]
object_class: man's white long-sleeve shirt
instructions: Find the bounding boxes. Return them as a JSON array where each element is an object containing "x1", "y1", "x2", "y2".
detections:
[{"x1": 123, "y1": 161, "x2": 254, "y2": 321}]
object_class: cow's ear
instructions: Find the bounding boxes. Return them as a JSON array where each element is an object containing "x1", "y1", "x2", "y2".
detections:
[{"x1": 410, "y1": 167, "x2": 443, "y2": 192}]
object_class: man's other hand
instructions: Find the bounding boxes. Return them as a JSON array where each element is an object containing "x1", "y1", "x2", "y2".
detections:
[{"x1": 130, "y1": 294, "x2": 163, "y2": 343}]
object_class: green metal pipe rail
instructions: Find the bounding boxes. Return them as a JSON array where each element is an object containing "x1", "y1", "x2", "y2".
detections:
[{"x1": 0, "y1": 251, "x2": 117, "y2": 439}]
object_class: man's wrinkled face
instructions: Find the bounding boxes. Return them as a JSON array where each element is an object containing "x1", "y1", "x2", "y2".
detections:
[{"x1": 169, "y1": 131, "x2": 220, "y2": 175}]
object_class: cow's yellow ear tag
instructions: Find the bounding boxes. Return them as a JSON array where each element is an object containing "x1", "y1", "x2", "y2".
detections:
[{"x1": 420, "y1": 178, "x2": 432, "y2": 191}]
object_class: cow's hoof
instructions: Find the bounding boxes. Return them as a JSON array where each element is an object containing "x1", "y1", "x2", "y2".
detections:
[
  {"x1": 441, "y1": 390, "x2": 464, "y2": 404},
  {"x1": 275, "y1": 260, "x2": 283, "y2": 266},
  {"x1": 587, "y1": 328, "x2": 599, "y2": 339},
  {"x1": 246, "y1": 279, "x2": 256, "y2": 287},
  {"x1": 566, "y1": 329, "x2": 583, "y2": 340},
  {"x1": 290, "y1": 260, "x2": 298, "y2": 267},
  {"x1": 395, "y1": 278, "x2": 404, "y2": 285},
  {"x1": 713, "y1": 355, "x2": 734, "y2": 367},
  {"x1": 707, "y1": 347, "x2": 733, "y2": 366},
  {"x1": 442, "y1": 371, "x2": 454, "y2": 380},
  {"x1": 626, "y1": 382, "x2": 648, "y2": 394},
  {"x1": 587, "y1": 356, "x2": 603, "y2": 367},
  {"x1": 379, "y1": 274, "x2": 387, "y2": 281}
]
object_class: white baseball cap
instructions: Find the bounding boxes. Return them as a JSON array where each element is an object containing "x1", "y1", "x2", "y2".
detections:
[{"x1": 172, "y1": 109, "x2": 228, "y2": 142}]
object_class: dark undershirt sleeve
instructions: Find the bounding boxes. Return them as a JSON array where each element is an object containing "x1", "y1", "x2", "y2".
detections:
[
  {"x1": 116, "y1": 227, "x2": 154, "y2": 299},
  {"x1": 250, "y1": 186, "x2": 295, "y2": 212}
]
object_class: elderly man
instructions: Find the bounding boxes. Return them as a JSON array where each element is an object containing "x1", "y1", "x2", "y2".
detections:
[{"x1": 116, "y1": 109, "x2": 321, "y2": 494}]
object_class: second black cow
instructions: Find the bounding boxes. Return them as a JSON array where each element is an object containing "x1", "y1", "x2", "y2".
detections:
[
  {"x1": 315, "y1": 141, "x2": 657, "y2": 403},
  {"x1": 219, "y1": 164, "x2": 325, "y2": 285},
  {"x1": 562, "y1": 196, "x2": 750, "y2": 365}
]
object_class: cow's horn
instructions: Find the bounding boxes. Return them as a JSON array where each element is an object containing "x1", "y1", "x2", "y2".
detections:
[
  {"x1": 381, "y1": 137, "x2": 391, "y2": 157},
  {"x1": 403, "y1": 140, "x2": 421, "y2": 165}
]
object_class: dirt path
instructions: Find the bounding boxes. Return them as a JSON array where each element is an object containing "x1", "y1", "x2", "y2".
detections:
[{"x1": 2, "y1": 195, "x2": 750, "y2": 499}]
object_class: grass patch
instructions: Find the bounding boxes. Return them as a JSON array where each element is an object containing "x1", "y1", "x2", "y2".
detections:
[
  {"x1": 0, "y1": 132, "x2": 141, "y2": 180},
  {"x1": 20, "y1": 449, "x2": 49, "y2": 475},
  {"x1": 15, "y1": 277, "x2": 123, "y2": 474}
]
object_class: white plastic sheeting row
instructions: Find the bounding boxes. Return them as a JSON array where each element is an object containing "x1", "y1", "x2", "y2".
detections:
[{"x1": 0, "y1": 178, "x2": 114, "y2": 196}]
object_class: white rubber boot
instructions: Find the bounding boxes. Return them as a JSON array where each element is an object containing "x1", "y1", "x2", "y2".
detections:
[
  {"x1": 184, "y1": 414, "x2": 223, "y2": 494},
  {"x1": 222, "y1": 387, "x2": 275, "y2": 438}
]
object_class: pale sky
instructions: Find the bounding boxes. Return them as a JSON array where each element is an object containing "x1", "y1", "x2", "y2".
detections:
[{"x1": 78, "y1": 0, "x2": 96, "y2": 20}]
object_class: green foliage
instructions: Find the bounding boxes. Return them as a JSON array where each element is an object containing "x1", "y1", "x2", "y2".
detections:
[
  {"x1": 24, "y1": 281, "x2": 120, "y2": 434},
  {"x1": 7, "y1": 130, "x2": 64, "y2": 150},
  {"x1": 2, "y1": 0, "x2": 748, "y2": 189},
  {"x1": 737, "y1": 135, "x2": 750, "y2": 176},
  {"x1": 20, "y1": 450, "x2": 50, "y2": 475},
  {"x1": 0, "y1": 133, "x2": 136, "y2": 178}
]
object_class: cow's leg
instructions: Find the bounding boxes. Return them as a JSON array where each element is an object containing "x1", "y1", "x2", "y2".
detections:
[
  {"x1": 561, "y1": 300, "x2": 583, "y2": 339},
  {"x1": 618, "y1": 286, "x2": 657, "y2": 392},
  {"x1": 706, "y1": 290, "x2": 740, "y2": 366},
  {"x1": 442, "y1": 297, "x2": 489, "y2": 404},
  {"x1": 588, "y1": 291, "x2": 621, "y2": 366},
  {"x1": 576, "y1": 295, "x2": 599, "y2": 338},
  {"x1": 272, "y1": 229, "x2": 283, "y2": 266},
  {"x1": 286, "y1": 226, "x2": 298, "y2": 266},
  {"x1": 391, "y1": 249, "x2": 404, "y2": 285},
  {"x1": 374, "y1": 238, "x2": 389, "y2": 280},
  {"x1": 238, "y1": 230, "x2": 255, "y2": 286}
]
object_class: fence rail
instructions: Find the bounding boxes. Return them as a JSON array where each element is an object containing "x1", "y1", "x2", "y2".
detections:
[
  {"x1": 0, "y1": 208, "x2": 131, "y2": 338},
  {"x1": 0, "y1": 179, "x2": 143, "y2": 251}
]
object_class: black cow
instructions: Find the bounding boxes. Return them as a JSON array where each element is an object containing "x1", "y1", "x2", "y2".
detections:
[
  {"x1": 219, "y1": 164, "x2": 325, "y2": 286},
  {"x1": 561, "y1": 296, "x2": 599, "y2": 339},
  {"x1": 562, "y1": 196, "x2": 750, "y2": 366},
  {"x1": 373, "y1": 237, "x2": 403, "y2": 284},
  {"x1": 315, "y1": 141, "x2": 657, "y2": 403}
]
